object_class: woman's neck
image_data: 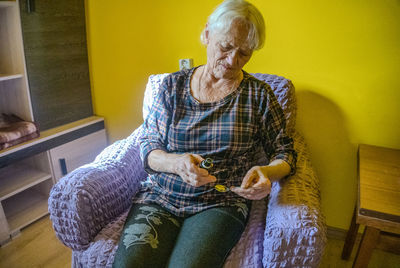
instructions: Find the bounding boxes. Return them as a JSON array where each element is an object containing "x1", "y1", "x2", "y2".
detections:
[
  {"x1": 202, "y1": 64, "x2": 243, "y2": 88},
  {"x1": 191, "y1": 65, "x2": 243, "y2": 103}
]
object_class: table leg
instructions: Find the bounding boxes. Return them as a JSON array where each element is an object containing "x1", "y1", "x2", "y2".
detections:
[
  {"x1": 352, "y1": 226, "x2": 380, "y2": 268},
  {"x1": 342, "y1": 206, "x2": 360, "y2": 260}
]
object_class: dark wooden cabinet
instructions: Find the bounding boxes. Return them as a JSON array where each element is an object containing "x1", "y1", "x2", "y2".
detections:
[{"x1": 19, "y1": 0, "x2": 93, "y2": 130}]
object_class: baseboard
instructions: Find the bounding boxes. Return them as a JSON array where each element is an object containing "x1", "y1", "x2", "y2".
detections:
[
  {"x1": 327, "y1": 225, "x2": 351, "y2": 240},
  {"x1": 326, "y1": 225, "x2": 400, "y2": 255}
]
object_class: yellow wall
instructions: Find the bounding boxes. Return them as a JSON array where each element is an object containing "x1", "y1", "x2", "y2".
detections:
[{"x1": 85, "y1": 0, "x2": 400, "y2": 230}]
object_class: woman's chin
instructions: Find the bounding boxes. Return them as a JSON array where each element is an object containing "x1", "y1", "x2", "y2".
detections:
[
  {"x1": 213, "y1": 67, "x2": 235, "y2": 78},
  {"x1": 222, "y1": 70, "x2": 240, "y2": 79}
]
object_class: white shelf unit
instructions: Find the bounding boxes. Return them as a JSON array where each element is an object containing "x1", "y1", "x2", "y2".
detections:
[
  {"x1": 0, "y1": 152, "x2": 52, "y2": 238},
  {"x1": 49, "y1": 129, "x2": 107, "y2": 182},
  {"x1": 0, "y1": 117, "x2": 107, "y2": 244},
  {"x1": 0, "y1": 1, "x2": 15, "y2": 7},
  {"x1": 0, "y1": 153, "x2": 52, "y2": 201},
  {"x1": 0, "y1": 0, "x2": 34, "y2": 121},
  {"x1": 2, "y1": 178, "x2": 52, "y2": 234},
  {"x1": 0, "y1": 1, "x2": 108, "y2": 245},
  {"x1": 0, "y1": 74, "x2": 23, "y2": 82}
]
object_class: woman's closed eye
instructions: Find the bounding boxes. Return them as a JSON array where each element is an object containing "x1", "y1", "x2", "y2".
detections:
[
  {"x1": 219, "y1": 44, "x2": 251, "y2": 57},
  {"x1": 219, "y1": 44, "x2": 232, "y2": 52}
]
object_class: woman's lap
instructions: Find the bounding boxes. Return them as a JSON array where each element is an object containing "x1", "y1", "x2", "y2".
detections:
[
  {"x1": 113, "y1": 203, "x2": 249, "y2": 268},
  {"x1": 167, "y1": 205, "x2": 248, "y2": 268}
]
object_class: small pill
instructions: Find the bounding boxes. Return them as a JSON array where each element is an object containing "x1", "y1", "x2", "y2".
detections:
[{"x1": 215, "y1": 184, "x2": 229, "y2": 192}]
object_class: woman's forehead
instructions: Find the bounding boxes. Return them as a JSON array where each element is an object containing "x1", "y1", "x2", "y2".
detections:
[
  {"x1": 211, "y1": 20, "x2": 252, "y2": 46},
  {"x1": 213, "y1": 30, "x2": 252, "y2": 50}
]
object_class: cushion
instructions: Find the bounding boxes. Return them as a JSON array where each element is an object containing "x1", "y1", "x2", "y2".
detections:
[
  {"x1": 142, "y1": 73, "x2": 169, "y2": 121},
  {"x1": 251, "y1": 73, "x2": 296, "y2": 134},
  {"x1": 142, "y1": 72, "x2": 296, "y2": 133}
]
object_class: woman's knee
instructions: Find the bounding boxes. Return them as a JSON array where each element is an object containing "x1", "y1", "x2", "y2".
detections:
[{"x1": 113, "y1": 203, "x2": 182, "y2": 268}]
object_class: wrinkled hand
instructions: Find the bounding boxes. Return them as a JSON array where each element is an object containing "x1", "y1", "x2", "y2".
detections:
[
  {"x1": 175, "y1": 154, "x2": 216, "y2": 187},
  {"x1": 231, "y1": 166, "x2": 271, "y2": 200}
]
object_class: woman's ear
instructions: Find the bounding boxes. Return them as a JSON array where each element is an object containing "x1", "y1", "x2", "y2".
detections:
[{"x1": 204, "y1": 23, "x2": 210, "y2": 44}]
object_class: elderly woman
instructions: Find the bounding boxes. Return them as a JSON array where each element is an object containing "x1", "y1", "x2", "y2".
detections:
[{"x1": 113, "y1": 0, "x2": 296, "y2": 267}]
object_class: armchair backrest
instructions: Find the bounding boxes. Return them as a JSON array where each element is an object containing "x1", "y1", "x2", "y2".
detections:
[
  {"x1": 251, "y1": 73, "x2": 296, "y2": 134},
  {"x1": 142, "y1": 72, "x2": 296, "y2": 133},
  {"x1": 143, "y1": 73, "x2": 169, "y2": 121}
]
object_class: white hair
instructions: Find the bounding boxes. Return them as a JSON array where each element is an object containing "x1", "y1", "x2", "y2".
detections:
[{"x1": 201, "y1": 0, "x2": 266, "y2": 50}]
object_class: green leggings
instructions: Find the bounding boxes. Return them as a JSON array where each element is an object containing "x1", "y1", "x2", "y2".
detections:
[{"x1": 112, "y1": 202, "x2": 250, "y2": 268}]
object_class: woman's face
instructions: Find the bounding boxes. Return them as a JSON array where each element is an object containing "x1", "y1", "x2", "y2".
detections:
[{"x1": 205, "y1": 20, "x2": 253, "y2": 80}]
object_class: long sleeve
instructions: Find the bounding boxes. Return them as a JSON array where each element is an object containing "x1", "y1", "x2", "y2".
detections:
[
  {"x1": 260, "y1": 85, "x2": 297, "y2": 175},
  {"x1": 139, "y1": 76, "x2": 173, "y2": 174}
]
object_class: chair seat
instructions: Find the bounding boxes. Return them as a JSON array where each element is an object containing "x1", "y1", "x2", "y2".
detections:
[
  {"x1": 73, "y1": 211, "x2": 127, "y2": 268},
  {"x1": 224, "y1": 199, "x2": 268, "y2": 268}
]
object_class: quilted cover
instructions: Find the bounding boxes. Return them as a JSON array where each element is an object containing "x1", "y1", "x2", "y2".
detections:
[{"x1": 49, "y1": 73, "x2": 326, "y2": 268}]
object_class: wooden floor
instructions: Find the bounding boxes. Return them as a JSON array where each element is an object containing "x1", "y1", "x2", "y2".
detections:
[
  {"x1": 0, "y1": 216, "x2": 399, "y2": 268},
  {"x1": 320, "y1": 234, "x2": 400, "y2": 268},
  {"x1": 0, "y1": 216, "x2": 71, "y2": 268}
]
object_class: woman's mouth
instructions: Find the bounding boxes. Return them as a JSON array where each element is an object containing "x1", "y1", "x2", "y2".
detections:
[{"x1": 222, "y1": 65, "x2": 233, "y2": 71}]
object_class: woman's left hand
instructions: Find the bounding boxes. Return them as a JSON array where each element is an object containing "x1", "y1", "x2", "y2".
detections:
[{"x1": 230, "y1": 166, "x2": 272, "y2": 200}]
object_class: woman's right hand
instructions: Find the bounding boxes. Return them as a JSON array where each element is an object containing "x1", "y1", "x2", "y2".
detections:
[
  {"x1": 147, "y1": 150, "x2": 216, "y2": 187},
  {"x1": 174, "y1": 154, "x2": 217, "y2": 187}
]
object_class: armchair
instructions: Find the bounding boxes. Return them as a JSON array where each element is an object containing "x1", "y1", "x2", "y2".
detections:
[{"x1": 49, "y1": 73, "x2": 326, "y2": 267}]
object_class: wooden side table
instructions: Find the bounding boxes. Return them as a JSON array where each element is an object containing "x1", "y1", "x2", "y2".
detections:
[{"x1": 341, "y1": 144, "x2": 400, "y2": 267}]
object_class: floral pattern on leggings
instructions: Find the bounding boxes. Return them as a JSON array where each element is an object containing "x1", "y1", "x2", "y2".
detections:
[
  {"x1": 123, "y1": 206, "x2": 180, "y2": 249},
  {"x1": 233, "y1": 202, "x2": 249, "y2": 219}
]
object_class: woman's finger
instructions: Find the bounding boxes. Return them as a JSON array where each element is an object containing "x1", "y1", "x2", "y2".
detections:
[
  {"x1": 252, "y1": 176, "x2": 271, "y2": 190},
  {"x1": 231, "y1": 186, "x2": 269, "y2": 200},
  {"x1": 195, "y1": 165, "x2": 209, "y2": 176},
  {"x1": 241, "y1": 168, "x2": 257, "y2": 188},
  {"x1": 189, "y1": 154, "x2": 204, "y2": 165},
  {"x1": 196, "y1": 174, "x2": 217, "y2": 186}
]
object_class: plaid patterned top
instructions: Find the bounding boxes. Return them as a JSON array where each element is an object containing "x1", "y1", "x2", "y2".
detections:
[{"x1": 135, "y1": 67, "x2": 297, "y2": 217}]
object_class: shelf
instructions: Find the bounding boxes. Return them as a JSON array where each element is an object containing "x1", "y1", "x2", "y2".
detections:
[
  {"x1": 0, "y1": 116, "x2": 104, "y2": 159},
  {"x1": 2, "y1": 186, "x2": 50, "y2": 233},
  {"x1": 0, "y1": 74, "x2": 23, "y2": 82},
  {"x1": 0, "y1": 1, "x2": 16, "y2": 8},
  {"x1": 0, "y1": 163, "x2": 52, "y2": 201}
]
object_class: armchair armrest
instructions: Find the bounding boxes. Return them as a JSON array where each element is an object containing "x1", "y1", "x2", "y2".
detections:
[
  {"x1": 263, "y1": 131, "x2": 327, "y2": 267},
  {"x1": 48, "y1": 127, "x2": 148, "y2": 251}
]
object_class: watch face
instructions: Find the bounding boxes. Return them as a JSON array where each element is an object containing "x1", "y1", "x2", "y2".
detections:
[{"x1": 200, "y1": 158, "x2": 213, "y2": 169}]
